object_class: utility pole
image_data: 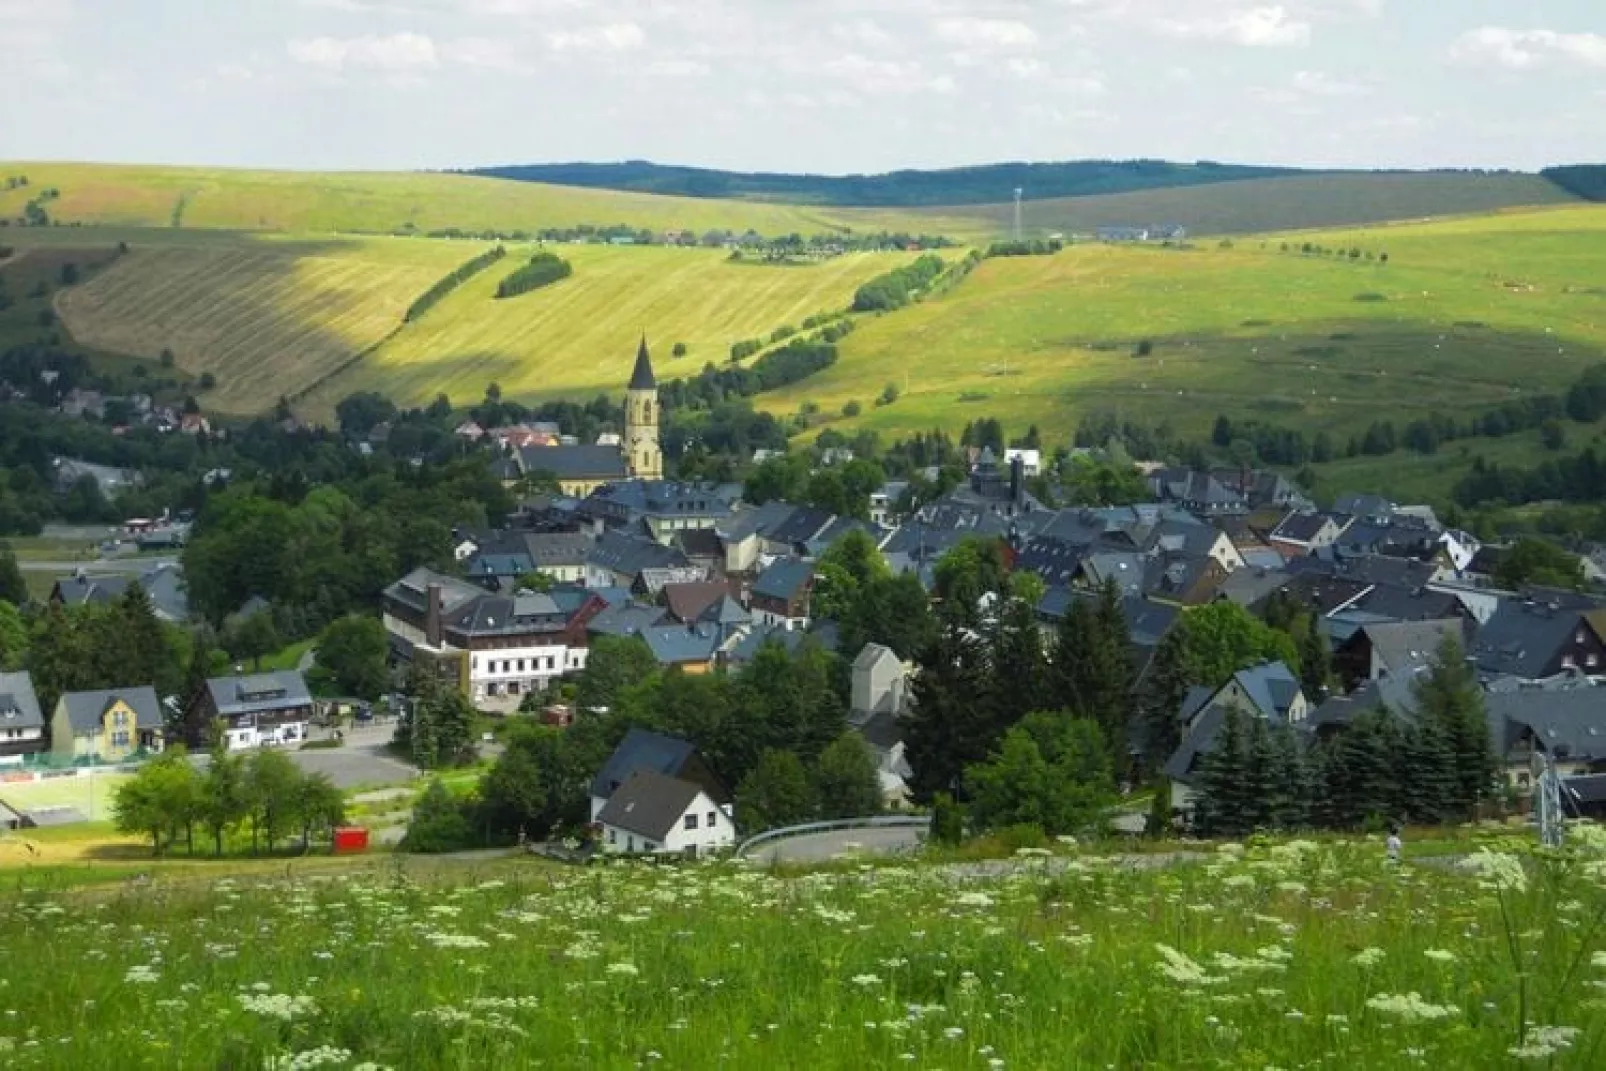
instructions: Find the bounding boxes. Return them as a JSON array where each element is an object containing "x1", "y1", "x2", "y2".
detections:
[{"x1": 1013, "y1": 188, "x2": 1024, "y2": 242}]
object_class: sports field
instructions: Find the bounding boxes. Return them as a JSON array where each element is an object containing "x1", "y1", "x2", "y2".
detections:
[
  {"x1": 760, "y1": 204, "x2": 1606, "y2": 444},
  {"x1": 0, "y1": 771, "x2": 130, "y2": 822}
]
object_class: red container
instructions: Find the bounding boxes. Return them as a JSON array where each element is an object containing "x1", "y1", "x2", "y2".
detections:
[{"x1": 332, "y1": 827, "x2": 369, "y2": 854}]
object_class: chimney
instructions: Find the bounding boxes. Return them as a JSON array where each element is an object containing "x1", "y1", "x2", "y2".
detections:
[{"x1": 425, "y1": 583, "x2": 444, "y2": 647}]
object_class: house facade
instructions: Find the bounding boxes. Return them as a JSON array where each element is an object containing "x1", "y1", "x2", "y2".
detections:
[
  {"x1": 596, "y1": 769, "x2": 734, "y2": 856},
  {"x1": 50, "y1": 687, "x2": 164, "y2": 762},
  {"x1": 749, "y1": 559, "x2": 814, "y2": 631},
  {"x1": 192, "y1": 671, "x2": 315, "y2": 750},
  {"x1": 0, "y1": 672, "x2": 46, "y2": 764}
]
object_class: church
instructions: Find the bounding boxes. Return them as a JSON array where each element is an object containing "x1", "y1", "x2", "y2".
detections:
[{"x1": 494, "y1": 338, "x2": 663, "y2": 497}]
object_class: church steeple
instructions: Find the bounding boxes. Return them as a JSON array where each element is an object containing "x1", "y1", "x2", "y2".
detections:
[
  {"x1": 628, "y1": 335, "x2": 657, "y2": 390},
  {"x1": 624, "y1": 336, "x2": 662, "y2": 481}
]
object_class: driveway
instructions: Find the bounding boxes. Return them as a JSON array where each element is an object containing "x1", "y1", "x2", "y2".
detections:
[
  {"x1": 190, "y1": 741, "x2": 418, "y2": 791},
  {"x1": 744, "y1": 825, "x2": 925, "y2": 866}
]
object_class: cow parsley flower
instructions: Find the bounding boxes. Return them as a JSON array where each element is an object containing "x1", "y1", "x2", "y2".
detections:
[
  {"x1": 1423, "y1": 949, "x2": 1456, "y2": 964},
  {"x1": 1155, "y1": 944, "x2": 1226, "y2": 986},
  {"x1": 1460, "y1": 850, "x2": 1528, "y2": 893},
  {"x1": 1364, "y1": 992, "x2": 1460, "y2": 1022},
  {"x1": 1351, "y1": 947, "x2": 1386, "y2": 968},
  {"x1": 237, "y1": 993, "x2": 318, "y2": 1021},
  {"x1": 851, "y1": 974, "x2": 883, "y2": 988},
  {"x1": 1508, "y1": 1025, "x2": 1580, "y2": 1061},
  {"x1": 606, "y1": 962, "x2": 639, "y2": 978}
]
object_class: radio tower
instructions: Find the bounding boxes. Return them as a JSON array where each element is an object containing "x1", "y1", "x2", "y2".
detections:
[{"x1": 1013, "y1": 188, "x2": 1024, "y2": 242}]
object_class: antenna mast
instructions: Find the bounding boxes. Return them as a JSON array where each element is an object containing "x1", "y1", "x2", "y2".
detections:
[{"x1": 1013, "y1": 188, "x2": 1024, "y2": 242}]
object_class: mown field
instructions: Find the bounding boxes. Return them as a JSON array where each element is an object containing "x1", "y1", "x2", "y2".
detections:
[
  {"x1": 0, "y1": 162, "x2": 963, "y2": 239},
  {"x1": 52, "y1": 233, "x2": 475, "y2": 412},
  {"x1": 934, "y1": 171, "x2": 1576, "y2": 239},
  {"x1": 310, "y1": 245, "x2": 919, "y2": 411},
  {"x1": 0, "y1": 831, "x2": 1602, "y2": 1068},
  {"x1": 763, "y1": 205, "x2": 1606, "y2": 451}
]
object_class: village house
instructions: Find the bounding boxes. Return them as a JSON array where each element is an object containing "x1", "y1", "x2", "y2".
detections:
[
  {"x1": 1268, "y1": 511, "x2": 1349, "y2": 559},
  {"x1": 595, "y1": 769, "x2": 735, "y2": 857},
  {"x1": 0, "y1": 672, "x2": 46, "y2": 764},
  {"x1": 748, "y1": 558, "x2": 814, "y2": 631},
  {"x1": 49, "y1": 687, "x2": 164, "y2": 762},
  {"x1": 588, "y1": 728, "x2": 729, "y2": 820},
  {"x1": 1165, "y1": 662, "x2": 1309, "y2": 813},
  {"x1": 190, "y1": 671, "x2": 315, "y2": 751}
]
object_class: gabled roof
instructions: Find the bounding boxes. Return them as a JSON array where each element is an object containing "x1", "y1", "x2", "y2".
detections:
[
  {"x1": 767, "y1": 505, "x2": 836, "y2": 546},
  {"x1": 854, "y1": 642, "x2": 899, "y2": 671},
  {"x1": 58, "y1": 687, "x2": 162, "y2": 734},
  {"x1": 1488, "y1": 687, "x2": 1606, "y2": 762},
  {"x1": 673, "y1": 527, "x2": 725, "y2": 560},
  {"x1": 751, "y1": 558, "x2": 814, "y2": 602},
  {"x1": 595, "y1": 769, "x2": 701, "y2": 841},
  {"x1": 628, "y1": 336, "x2": 657, "y2": 391},
  {"x1": 1271, "y1": 511, "x2": 1334, "y2": 544},
  {"x1": 588, "y1": 530, "x2": 689, "y2": 579},
  {"x1": 517, "y1": 443, "x2": 627, "y2": 481},
  {"x1": 587, "y1": 601, "x2": 666, "y2": 637},
  {"x1": 1473, "y1": 600, "x2": 1596, "y2": 679},
  {"x1": 0, "y1": 672, "x2": 44, "y2": 730},
  {"x1": 640, "y1": 623, "x2": 722, "y2": 666},
  {"x1": 1233, "y1": 661, "x2": 1303, "y2": 721},
  {"x1": 204, "y1": 671, "x2": 311, "y2": 717},
  {"x1": 662, "y1": 582, "x2": 729, "y2": 624},
  {"x1": 53, "y1": 574, "x2": 131, "y2": 607},
  {"x1": 1351, "y1": 619, "x2": 1464, "y2": 676},
  {"x1": 701, "y1": 594, "x2": 750, "y2": 627},
  {"x1": 589, "y1": 728, "x2": 727, "y2": 806},
  {"x1": 523, "y1": 531, "x2": 595, "y2": 568}
]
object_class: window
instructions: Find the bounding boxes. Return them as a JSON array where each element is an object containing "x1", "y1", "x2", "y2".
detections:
[
  {"x1": 608, "y1": 829, "x2": 616, "y2": 844},
  {"x1": 112, "y1": 731, "x2": 129, "y2": 748},
  {"x1": 645, "y1": 842, "x2": 657, "y2": 852},
  {"x1": 706, "y1": 811, "x2": 716, "y2": 827},
  {"x1": 518, "y1": 659, "x2": 526, "y2": 672},
  {"x1": 627, "y1": 836, "x2": 634, "y2": 851},
  {"x1": 1589, "y1": 654, "x2": 1600, "y2": 669},
  {"x1": 684, "y1": 814, "x2": 699, "y2": 831}
]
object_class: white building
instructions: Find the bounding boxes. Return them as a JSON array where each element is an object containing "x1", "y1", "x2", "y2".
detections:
[{"x1": 595, "y1": 770, "x2": 735, "y2": 857}]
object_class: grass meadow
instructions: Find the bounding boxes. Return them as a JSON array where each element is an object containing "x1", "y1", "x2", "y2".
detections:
[
  {"x1": 0, "y1": 162, "x2": 962, "y2": 240},
  {"x1": 0, "y1": 829, "x2": 1603, "y2": 1068},
  {"x1": 763, "y1": 205, "x2": 1606, "y2": 448},
  {"x1": 315, "y1": 245, "x2": 919, "y2": 412}
]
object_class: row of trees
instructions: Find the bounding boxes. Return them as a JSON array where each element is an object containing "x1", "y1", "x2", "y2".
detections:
[
  {"x1": 1193, "y1": 637, "x2": 1495, "y2": 835},
  {"x1": 852, "y1": 255, "x2": 946, "y2": 312},
  {"x1": 494, "y1": 252, "x2": 572, "y2": 299},
  {"x1": 406, "y1": 245, "x2": 506, "y2": 321},
  {"x1": 114, "y1": 742, "x2": 345, "y2": 857}
]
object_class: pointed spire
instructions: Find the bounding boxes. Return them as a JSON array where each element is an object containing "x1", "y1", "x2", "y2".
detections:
[{"x1": 629, "y1": 334, "x2": 656, "y2": 391}]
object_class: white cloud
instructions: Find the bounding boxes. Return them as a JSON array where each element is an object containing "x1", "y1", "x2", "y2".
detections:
[
  {"x1": 831, "y1": 18, "x2": 891, "y2": 48},
  {"x1": 934, "y1": 17, "x2": 1040, "y2": 51},
  {"x1": 287, "y1": 32, "x2": 439, "y2": 72},
  {"x1": 1290, "y1": 69, "x2": 1367, "y2": 95},
  {"x1": 440, "y1": 36, "x2": 535, "y2": 73},
  {"x1": 1452, "y1": 27, "x2": 1606, "y2": 71},
  {"x1": 645, "y1": 58, "x2": 711, "y2": 78},
  {"x1": 546, "y1": 22, "x2": 645, "y2": 53},
  {"x1": 1153, "y1": 5, "x2": 1311, "y2": 47},
  {"x1": 823, "y1": 53, "x2": 955, "y2": 95}
]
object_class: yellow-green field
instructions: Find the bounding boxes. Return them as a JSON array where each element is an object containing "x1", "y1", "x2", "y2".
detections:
[
  {"x1": 761, "y1": 205, "x2": 1606, "y2": 445},
  {"x1": 55, "y1": 233, "x2": 476, "y2": 412},
  {"x1": 311, "y1": 245, "x2": 919, "y2": 410},
  {"x1": 0, "y1": 161, "x2": 967, "y2": 238}
]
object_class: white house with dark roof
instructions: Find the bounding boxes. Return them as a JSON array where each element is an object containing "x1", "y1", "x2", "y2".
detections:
[
  {"x1": 190, "y1": 671, "x2": 315, "y2": 751},
  {"x1": 596, "y1": 769, "x2": 734, "y2": 856},
  {"x1": 50, "y1": 687, "x2": 164, "y2": 762},
  {"x1": 0, "y1": 672, "x2": 46, "y2": 764},
  {"x1": 589, "y1": 728, "x2": 730, "y2": 820}
]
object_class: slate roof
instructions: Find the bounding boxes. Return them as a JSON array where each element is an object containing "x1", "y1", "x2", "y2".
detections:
[
  {"x1": 517, "y1": 444, "x2": 627, "y2": 481},
  {"x1": 1234, "y1": 662, "x2": 1303, "y2": 720},
  {"x1": 1306, "y1": 675, "x2": 1422, "y2": 731},
  {"x1": 1215, "y1": 567, "x2": 1291, "y2": 608},
  {"x1": 0, "y1": 672, "x2": 44, "y2": 731},
  {"x1": 767, "y1": 506, "x2": 836, "y2": 547},
  {"x1": 1354, "y1": 619, "x2": 1465, "y2": 675},
  {"x1": 628, "y1": 336, "x2": 657, "y2": 390},
  {"x1": 53, "y1": 574, "x2": 131, "y2": 607},
  {"x1": 1164, "y1": 704, "x2": 1228, "y2": 785},
  {"x1": 523, "y1": 532, "x2": 595, "y2": 568},
  {"x1": 588, "y1": 530, "x2": 689, "y2": 579},
  {"x1": 856, "y1": 708, "x2": 903, "y2": 752},
  {"x1": 672, "y1": 527, "x2": 725, "y2": 561},
  {"x1": 1348, "y1": 584, "x2": 1463, "y2": 623},
  {"x1": 725, "y1": 623, "x2": 810, "y2": 664},
  {"x1": 1015, "y1": 536, "x2": 1087, "y2": 586},
  {"x1": 586, "y1": 602, "x2": 666, "y2": 638},
  {"x1": 204, "y1": 671, "x2": 311, "y2": 717},
  {"x1": 384, "y1": 567, "x2": 487, "y2": 618},
  {"x1": 596, "y1": 769, "x2": 701, "y2": 842},
  {"x1": 1487, "y1": 687, "x2": 1606, "y2": 763},
  {"x1": 751, "y1": 558, "x2": 814, "y2": 603},
  {"x1": 58, "y1": 687, "x2": 162, "y2": 734},
  {"x1": 1271, "y1": 512, "x2": 1333, "y2": 545},
  {"x1": 701, "y1": 595, "x2": 750, "y2": 627},
  {"x1": 1473, "y1": 601, "x2": 1594, "y2": 679},
  {"x1": 639, "y1": 623, "x2": 722, "y2": 666},
  {"x1": 717, "y1": 500, "x2": 799, "y2": 544},
  {"x1": 589, "y1": 728, "x2": 729, "y2": 806}
]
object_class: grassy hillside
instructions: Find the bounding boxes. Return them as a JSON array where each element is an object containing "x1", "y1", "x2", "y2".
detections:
[
  {"x1": 942, "y1": 172, "x2": 1575, "y2": 238},
  {"x1": 760, "y1": 205, "x2": 1606, "y2": 450},
  {"x1": 310, "y1": 245, "x2": 918, "y2": 411},
  {"x1": 0, "y1": 162, "x2": 958, "y2": 238},
  {"x1": 2, "y1": 836, "x2": 1602, "y2": 1067},
  {"x1": 54, "y1": 233, "x2": 475, "y2": 412}
]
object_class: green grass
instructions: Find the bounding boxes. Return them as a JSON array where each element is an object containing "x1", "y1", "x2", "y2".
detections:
[
  {"x1": 0, "y1": 161, "x2": 957, "y2": 238},
  {"x1": 913, "y1": 172, "x2": 1576, "y2": 238},
  {"x1": 257, "y1": 639, "x2": 315, "y2": 673},
  {"x1": 311, "y1": 244, "x2": 918, "y2": 411},
  {"x1": 0, "y1": 831, "x2": 1601, "y2": 1068},
  {"x1": 763, "y1": 205, "x2": 1606, "y2": 457}
]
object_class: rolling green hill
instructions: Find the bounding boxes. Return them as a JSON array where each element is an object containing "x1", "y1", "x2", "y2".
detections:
[
  {"x1": 0, "y1": 162, "x2": 961, "y2": 238},
  {"x1": 758, "y1": 205, "x2": 1606, "y2": 451},
  {"x1": 937, "y1": 172, "x2": 1576, "y2": 238}
]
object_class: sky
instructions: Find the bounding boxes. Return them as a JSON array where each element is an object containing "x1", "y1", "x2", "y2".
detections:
[{"x1": 2, "y1": 0, "x2": 1603, "y2": 174}]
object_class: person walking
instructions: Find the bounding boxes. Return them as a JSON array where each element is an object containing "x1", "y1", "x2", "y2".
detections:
[{"x1": 1386, "y1": 827, "x2": 1402, "y2": 865}]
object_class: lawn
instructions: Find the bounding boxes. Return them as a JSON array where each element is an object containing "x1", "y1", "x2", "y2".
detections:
[
  {"x1": 762, "y1": 205, "x2": 1606, "y2": 453},
  {"x1": 312, "y1": 244, "x2": 919, "y2": 412},
  {"x1": 0, "y1": 831, "x2": 1600, "y2": 1068}
]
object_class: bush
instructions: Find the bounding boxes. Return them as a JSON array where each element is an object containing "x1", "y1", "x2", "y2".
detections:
[
  {"x1": 930, "y1": 793, "x2": 964, "y2": 845},
  {"x1": 842, "y1": 400, "x2": 861, "y2": 418},
  {"x1": 401, "y1": 780, "x2": 477, "y2": 853},
  {"x1": 852, "y1": 255, "x2": 946, "y2": 312},
  {"x1": 672, "y1": 341, "x2": 687, "y2": 358},
  {"x1": 877, "y1": 383, "x2": 900, "y2": 407},
  {"x1": 199, "y1": 372, "x2": 216, "y2": 390},
  {"x1": 1134, "y1": 339, "x2": 1153, "y2": 357},
  {"x1": 407, "y1": 245, "x2": 506, "y2": 321},
  {"x1": 1353, "y1": 292, "x2": 1387, "y2": 302},
  {"x1": 730, "y1": 338, "x2": 762, "y2": 362},
  {"x1": 494, "y1": 251, "x2": 572, "y2": 299}
]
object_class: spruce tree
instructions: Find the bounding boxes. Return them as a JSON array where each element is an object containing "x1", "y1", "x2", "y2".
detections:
[
  {"x1": 902, "y1": 622, "x2": 994, "y2": 802},
  {"x1": 986, "y1": 591, "x2": 1050, "y2": 732},
  {"x1": 1140, "y1": 623, "x2": 1193, "y2": 770},
  {"x1": 1195, "y1": 706, "x2": 1252, "y2": 836},
  {"x1": 1327, "y1": 707, "x2": 1403, "y2": 828},
  {"x1": 1266, "y1": 722, "x2": 1310, "y2": 830},
  {"x1": 1413, "y1": 635, "x2": 1495, "y2": 819},
  {"x1": 1399, "y1": 717, "x2": 1455, "y2": 826},
  {"x1": 1050, "y1": 580, "x2": 1135, "y2": 768}
]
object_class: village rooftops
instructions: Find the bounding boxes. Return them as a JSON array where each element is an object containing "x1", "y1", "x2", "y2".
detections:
[
  {"x1": 595, "y1": 769, "x2": 702, "y2": 842},
  {"x1": 57, "y1": 687, "x2": 162, "y2": 734},
  {"x1": 205, "y1": 671, "x2": 312, "y2": 716},
  {"x1": 0, "y1": 673, "x2": 44, "y2": 730}
]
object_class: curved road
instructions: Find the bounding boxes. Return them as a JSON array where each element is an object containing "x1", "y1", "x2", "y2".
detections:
[{"x1": 744, "y1": 825, "x2": 925, "y2": 866}]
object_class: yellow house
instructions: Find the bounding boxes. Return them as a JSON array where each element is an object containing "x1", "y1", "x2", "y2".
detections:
[{"x1": 50, "y1": 687, "x2": 164, "y2": 762}]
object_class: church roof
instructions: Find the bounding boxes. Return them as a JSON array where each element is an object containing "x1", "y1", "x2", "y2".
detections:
[{"x1": 629, "y1": 337, "x2": 657, "y2": 391}]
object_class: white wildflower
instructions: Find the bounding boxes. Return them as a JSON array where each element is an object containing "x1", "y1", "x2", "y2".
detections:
[
  {"x1": 1508, "y1": 1025, "x2": 1580, "y2": 1061},
  {"x1": 1460, "y1": 849, "x2": 1528, "y2": 893},
  {"x1": 851, "y1": 974, "x2": 883, "y2": 988},
  {"x1": 1352, "y1": 947, "x2": 1385, "y2": 968},
  {"x1": 1423, "y1": 949, "x2": 1456, "y2": 964},
  {"x1": 1364, "y1": 992, "x2": 1460, "y2": 1022},
  {"x1": 238, "y1": 993, "x2": 319, "y2": 1021},
  {"x1": 606, "y1": 962, "x2": 639, "y2": 978}
]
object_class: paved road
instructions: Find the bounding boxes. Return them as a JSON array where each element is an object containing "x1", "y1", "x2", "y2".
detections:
[
  {"x1": 19, "y1": 556, "x2": 178, "y2": 574},
  {"x1": 745, "y1": 825, "x2": 926, "y2": 866},
  {"x1": 191, "y1": 742, "x2": 418, "y2": 791}
]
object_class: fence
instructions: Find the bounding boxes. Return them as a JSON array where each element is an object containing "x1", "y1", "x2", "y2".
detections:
[{"x1": 734, "y1": 814, "x2": 932, "y2": 858}]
